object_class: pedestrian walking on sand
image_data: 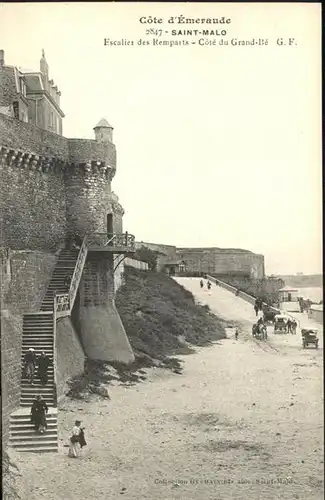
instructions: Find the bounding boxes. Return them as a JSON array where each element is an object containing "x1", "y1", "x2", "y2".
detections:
[
  {"x1": 69, "y1": 420, "x2": 86, "y2": 458},
  {"x1": 287, "y1": 319, "x2": 292, "y2": 334},
  {"x1": 235, "y1": 328, "x2": 239, "y2": 340}
]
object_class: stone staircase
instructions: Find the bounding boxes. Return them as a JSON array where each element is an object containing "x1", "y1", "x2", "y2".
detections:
[
  {"x1": 20, "y1": 313, "x2": 55, "y2": 407},
  {"x1": 8, "y1": 243, "x2": 91, "y2": 453},
  {"x1": 9, "y1": 312, "x2": 58, "y2": 452},
  {"x1": 8, "y1": 246, "x2": 87, "y2": 453},
  {"x1": 9, "y1": 409, "x2": 58, "y2": 453},
  {"x1": 41, "y1": 249, "x2": 79, "y2": 311}
]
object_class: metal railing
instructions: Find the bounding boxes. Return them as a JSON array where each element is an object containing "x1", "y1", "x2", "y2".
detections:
[
  {"x1": 68, "y1": 235, "x2": 88, "y2": 310},
  {"x1": 86, "y1": 232, "x2": 135, "y2": 251},
  {"x1": 207, "y1": 274, "x2": 301, "y2": 327},
  {"x1": 52, "y1": 232, "x2": 134, "y2": 317},
  {"x1": 54, "y1": 293, "x2": 70, "y2": 318},
  {"x1": 52, "y1": 296, "x2": 58, "y2": 408}
]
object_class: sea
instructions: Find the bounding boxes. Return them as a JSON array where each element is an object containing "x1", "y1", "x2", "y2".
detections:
[{"x1": 297, "y1": 287, "x2": 323, "y2": 303}]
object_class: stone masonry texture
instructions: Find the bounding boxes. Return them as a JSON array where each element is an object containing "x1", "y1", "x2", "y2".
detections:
[
  {"x1": 0, "y1": 110, "x2": 130, "y2": 448},
  {"x1": 1, "y1": 249, "x2": 57, "y2": 447},
  {"x1": 56, "y1": 317, "x2": 85, "y2": 400},
  {"x1": 135, "y1": 241, "x2": 265, "y2": 279},
  {"x1": 0, "y1": 160, "x2": 67, "y2": 250}
]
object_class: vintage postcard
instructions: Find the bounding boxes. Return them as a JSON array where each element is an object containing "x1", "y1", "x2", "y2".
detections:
[{"x1": 1, "y1": 2, "x2": 322, "y2": 500}]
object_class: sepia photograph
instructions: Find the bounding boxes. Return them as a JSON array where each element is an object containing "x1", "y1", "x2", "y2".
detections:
[{"x1": 0, "y1": 2, "x2": 322, "y2": 499}]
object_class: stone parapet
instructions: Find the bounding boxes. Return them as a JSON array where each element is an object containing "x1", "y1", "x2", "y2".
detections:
[
  {"x1": 68, "y1": 138, "x2": 116, "y2": 174},
  {"x1": 0, "y1": 113, "x2": 116, "y2": 170}
]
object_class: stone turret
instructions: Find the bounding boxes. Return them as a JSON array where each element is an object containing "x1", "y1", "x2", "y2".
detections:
[{"x1": 94, "y1": 118, "x2": 113, "y2": 143}]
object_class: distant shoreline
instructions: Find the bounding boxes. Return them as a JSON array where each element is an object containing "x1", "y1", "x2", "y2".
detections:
[{"x1": 278, "y1": 275, "x2": 322, "y2": 288}]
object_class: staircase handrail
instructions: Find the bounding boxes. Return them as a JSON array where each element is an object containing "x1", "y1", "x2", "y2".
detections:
[
  {"x1": 53, "y1": 296, "x2": 58, "y2": 408},
  {"x1": 54, "y1": 293, "x2": 70, "y2": 318},
  {"x1": 86, "y1": 232, "x2": 135, "y2": 251},
  {"x1": 68, "y1": 235, "x2": 88, "y2": 311}
]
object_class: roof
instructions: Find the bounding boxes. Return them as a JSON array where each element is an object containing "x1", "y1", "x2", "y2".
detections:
[
  {"x1": 94, "y1": 118, "x2": 113, "y2": 129},
  {"x1": 278, "y1": 287, "x2": 298, "y2": 292},
  {"x1": 24, "y1": 73, "x2": 43, "y2": 91}
]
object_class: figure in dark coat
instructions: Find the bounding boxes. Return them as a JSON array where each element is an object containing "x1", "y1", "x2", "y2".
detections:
[
  {"x1": 37, "y1": 352, "x2": 52, "y2": 385},
  {"x1": 30, "y1": 395, "x2": 48, "y2": 433}
]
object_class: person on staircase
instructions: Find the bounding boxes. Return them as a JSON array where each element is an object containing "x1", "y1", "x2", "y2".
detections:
[
  {"x1": 64, "y1": 275, "x2": 72, "y2": 288},
  {"x1": 37, "y1": 351, "x2": 52, "y2": 386},
  {"x1": 23, "y1": 348, "x2": 37, "y2": 386},
  {"x1": 30, "y1": 395, "x2": 48, "y2": 433}
]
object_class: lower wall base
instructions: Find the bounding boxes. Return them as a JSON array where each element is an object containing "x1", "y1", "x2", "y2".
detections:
[
  {"x1": 1, "y1": 312, "x2": 22, "y2": 447},
  {"x1": 79, "y1": 302, "x2": 135, "y2": 363},
  {"x1": 56, "y1": 317, "x2": 85, "y2": 400}
]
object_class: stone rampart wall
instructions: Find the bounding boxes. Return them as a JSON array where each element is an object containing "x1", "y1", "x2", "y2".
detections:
[
  {"x1": 1, "y1": 249, "x2": 57, "y2": 447},
  {"x1": 0, "y1": 113, "x2": 116, "y2": 166},
  {"x1": 177, "y1": 248, "x2": 265, "y2": 279},
  {"x1": 68, "y1": 138, "x2": 116, "y2": 169},
  {"x1": 0, "y1": 160, "x2": 67, "y2": 250},
  {"x1": 135, "y1": 241, "x2": 178, "y2": 260},
  {"x1": 124, "y1": 257, "x2": 149, "y2": 271},
  {"x1": 0, "y1": 113, "x2": 69, "y2": 159}
]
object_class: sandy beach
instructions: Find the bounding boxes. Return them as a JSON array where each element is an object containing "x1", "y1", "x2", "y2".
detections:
[{"x1": 10, "y1": 278, "x2": 323, "y2": 500}]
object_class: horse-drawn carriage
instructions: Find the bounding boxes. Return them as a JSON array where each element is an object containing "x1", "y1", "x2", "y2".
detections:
[
  {"x1": 263, "y1": 305, "x2": 281, "y2": 324},
  {"x1": 252, "y1": 323, "x2": 268, "y2": 340},
  {"x1": 273, "y1": 314, "x2": 288, "y2": 334},
  {"x1": 301, "y1": 329, "x2": 319, "y2": 349}
]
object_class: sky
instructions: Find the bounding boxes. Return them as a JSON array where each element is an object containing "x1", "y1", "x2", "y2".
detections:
[{"x1": 0, "y1": 2, "x2": 322, "y2": 275}]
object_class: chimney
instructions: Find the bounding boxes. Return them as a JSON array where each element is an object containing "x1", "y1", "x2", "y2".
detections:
[{"x1": 0, "y1": 50, "x2": 4, "y2": 68}]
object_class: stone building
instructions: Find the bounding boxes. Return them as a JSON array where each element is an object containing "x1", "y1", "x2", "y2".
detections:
[
  {"x1": 0, "y1": 49, "x2": 64, "y2": 134},
  {"x1": 1, "y1": 50, "x2": 135, "y2": 452},
  {"x1": 135, "y1": 241, "x2": 265, "y2": 279}
]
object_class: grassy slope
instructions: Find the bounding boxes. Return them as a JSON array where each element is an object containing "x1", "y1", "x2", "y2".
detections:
[
  {"x1": 67, "y1": 268, "x2": 226, "y2": 397},
  {"x1": 115, "y1": 267, "x2": 226, "y2": 360}
]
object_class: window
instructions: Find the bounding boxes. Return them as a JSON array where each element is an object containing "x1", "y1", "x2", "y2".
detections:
[
  {"x1": 19, "y1": 79, "x2": 26, "y2": 97},
  {"x1": 13, "y1": 101, "x2": 19, "y2": 119}
]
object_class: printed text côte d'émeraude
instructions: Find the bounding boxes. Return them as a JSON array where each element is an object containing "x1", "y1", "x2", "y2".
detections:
[{"x1": 138, "y1": 15, "x2": 231, "y2": 25}]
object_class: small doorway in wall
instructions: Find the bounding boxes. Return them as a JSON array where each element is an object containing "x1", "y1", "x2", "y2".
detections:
[
  {"x1": 288, "y1": 293, "x2": 292, "y2": 302},
  {"x1": 107, "y1": 214, "x2": 113, "y2": 235}
]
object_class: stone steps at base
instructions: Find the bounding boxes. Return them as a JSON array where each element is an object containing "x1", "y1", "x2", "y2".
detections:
[
  {"x1": 10, "y1": 432, "x2": 57, "y2": 441},
  {"x1": 20, "y1": 400, "x2": 54, "y2": 406},
  {"x1": 21, "y1": 378, "x2": 54, "y2": 383},
  {"x1": 21, "y1": 350, "x2": 54, "y2": 356},
  {"x1": 20, "y1": 399, "x2": 54, "y2": 405},
  {"x1": 10, "y1": 442, "x2": 58, "y2": 452},
  {"x1": 20, "y1": 396, "x2": 54, "y2": 402},
  {"x1": 10, "y1": 425, "x2": 58, "y2": 433},
  {"x1": 10, "y1": 415, "x2": 57, "y2": 422},
  {"x1": 23, "y1": 323, "x2": 53, "y2": 327},
  {"x1": 22, "y1": 339, "x2": 53, "y2": 342},
  {"x1": 21, "y1": 385, "x2": 54, "y2": 390},
  {"x1": 22, "y1": 327, "x2": 53, "y2": 330}
]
